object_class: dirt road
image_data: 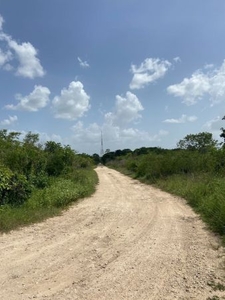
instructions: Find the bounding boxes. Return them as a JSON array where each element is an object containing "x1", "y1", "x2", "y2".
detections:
[{"x1": 0, "y1": 167, "x2": 225, "y2": 300}]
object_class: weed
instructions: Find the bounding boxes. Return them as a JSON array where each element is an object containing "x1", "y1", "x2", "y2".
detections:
[{"x1": 207, "y1": 280, "x2": 225, "y2": 291}]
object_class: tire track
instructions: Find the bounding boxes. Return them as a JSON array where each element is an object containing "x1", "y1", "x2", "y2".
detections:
[{"x1": 0, "y1": 166, "x2": 224, "y2": 299}]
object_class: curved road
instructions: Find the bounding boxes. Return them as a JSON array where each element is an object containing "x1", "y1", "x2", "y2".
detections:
[{"x1": 0, "y1": 167, "x2": 225, "y2": 299}]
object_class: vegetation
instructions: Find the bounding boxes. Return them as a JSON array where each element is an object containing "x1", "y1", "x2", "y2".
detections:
[
  {"x1": 102, "y1": 131, "x2": 225, "y2": 241},
  {"x1": 0, "y1": 129, "x2": 98, "y2": 232}
]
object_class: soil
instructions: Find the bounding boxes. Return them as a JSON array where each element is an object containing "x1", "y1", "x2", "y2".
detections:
[{"x1": 0, "y1": 166, "x2": 225, "y2": 299}]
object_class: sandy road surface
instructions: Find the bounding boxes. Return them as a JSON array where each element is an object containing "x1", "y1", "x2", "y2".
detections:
[{"x1": 0, "y1": 167, "x2": 225, "y2": 300}]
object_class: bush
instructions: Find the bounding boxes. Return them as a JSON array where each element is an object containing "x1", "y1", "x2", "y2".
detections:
[
  {"x1": 0, "y1": 168, "x2": 98, "y2": 232},
  {"x1": 0, "y1": 165, "x2": 32, "y2": 206}
]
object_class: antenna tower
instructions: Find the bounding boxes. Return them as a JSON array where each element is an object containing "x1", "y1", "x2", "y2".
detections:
[{"x1": 100, "y1": 130, "x2": 104, "y2": 156}]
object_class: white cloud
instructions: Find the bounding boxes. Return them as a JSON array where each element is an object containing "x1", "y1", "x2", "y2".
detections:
[
  {"x1": 203, "y1": 116, "x2": 225, "y2": 143},
  {"x1": 0, "y1": 49, "x2": 12, "y2": 66},
  {"x1": 6, "y1": 85, "x2": 50, "y2": 111},
  {"x1": 37, "y1": 132, "x2": 62, "y2": 144},
  {"x1": 71, "y1": 121, "x2": 101, "y2": 144},
  {"x1": 0, "y1": 15, "x2": 45, "y2": 78},
  {"x1": 105, "y1": 91, "x2": 143, "y2": 126},
  {"x1": 167, "y1": 72, "x2": 209, "y2": 105},
  {"x1": 167, "y1": 60, "x2": 225, "y2": 106},
  {"x1": 173, "y1": 57, "x2": 181, "y2": 63},
  {"x1": 7, "y1": 38, "x2": 45, "y2": 78},
  {"x1": 203, "y1": 116, "x2": 224, "y2": 133},
  {"x1": 70, "y1": 91, "x2": 168, "y2": 153},
  {"x1": 0, "y1": 15, "x2": 4, "y2": 30},
  {"x1": 1, "y1": 115, "x2": 18, "y2": 126},
  {"x1": 163, "y1": 114, "x2": 197, "y2": 124},
  {"x1": 204, "y1": 63, "x2": 214, "y2": 69},
  {"x1": 78, "y1": 57, "x2": 90, "y2": 68},
  {"x1": 71, "y1": 120, "x2": 169, "y2": 153},
  {"x1": 3, "y1": 63, "x2": 13, "y2": 71},
  {"x1": 17, "y1": 130, "x2": 62, "y2": 145},
  {"x1": 130, "y1": 58, "x2": 172, "y2": 89},
  {"x1": 52, "y1": 81, "x2": 90, "y2": 120}
]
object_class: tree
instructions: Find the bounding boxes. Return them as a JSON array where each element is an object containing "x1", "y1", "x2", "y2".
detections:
[
  {"x1": 220, "y1": 116, "x2": 225, "y2": 144},
  {"x1": 23, "y1": 131, "x2": 39, "y2": 145},
  {"x1": 177, "y1": 132, "x2": 218, "y2": 152},
  {"x1": 92, "y1": 153, "x2": 101, "y2": 165}
]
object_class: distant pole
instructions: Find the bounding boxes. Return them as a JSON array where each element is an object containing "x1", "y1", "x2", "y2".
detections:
[{"x1": 100, "y1": 130, "x2": 104, "y2": 157}]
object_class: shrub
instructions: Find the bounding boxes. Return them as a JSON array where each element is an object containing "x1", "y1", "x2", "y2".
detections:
[{"x1": 0, "y1": 165, "x2": 32, "y2": 206}]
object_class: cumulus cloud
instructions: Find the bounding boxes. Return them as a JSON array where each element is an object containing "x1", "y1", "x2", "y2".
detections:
[
  {"x1": 3, "y1": 63, "x2": 13, "y2": 71},
  {"x1": 78, "y1": 57, "x2": 90, "y2": 68},
  {"x1": 52, "y1": 81, "x2": 90, "y2": 120},
  {"x1": 71, "y1": 121, "x2": 101, "y2": 144},
  {"x1": 1, "y1": 115, "x2": 18, "y2": 126},
  {"x1": 0, "y1": 49, "x2": 12, "y2": 66},
  {"x1": 167, "y1": 60, "x2": 225, "y2": 106},
  {"x1": 163, "y1": 114, "x2": 197, "y2": 124},
  {"x1": 105, "y1": 91, "x2": 143, "y2": 126},
  {"x1": 6, "y1": 85, "x2": 50, "y2": 111},
  {"x1": 70, "y1": 91, "x2": 168, "y2": 153},
  {"x1": 130, "y1": 58, "x2": 172, "y2": 89},
  {"x1": 7, "y1": 38, "x2": 45, "y2": 78},
  {"x1": 0, "y1": 14, "x2": 45, "y2": 78},
  {"x1": 71, "y1": 121, "x2": 168, "y2": 152}
]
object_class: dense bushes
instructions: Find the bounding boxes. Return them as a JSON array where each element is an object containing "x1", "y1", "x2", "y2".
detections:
[
  {"x1": 0, "y1": 165, "x2": 32, "y2": 206},
  {"x1": 0, "y1": 129, "x2": 98, "y2": 232}
]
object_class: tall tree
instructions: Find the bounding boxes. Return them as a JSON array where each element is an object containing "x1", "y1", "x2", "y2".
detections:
[{"x1": 177, "y1": 132, "x2": 218, "y2": 151}]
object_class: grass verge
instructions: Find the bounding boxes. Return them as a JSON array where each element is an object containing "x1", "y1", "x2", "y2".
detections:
[
  {"x1": 109, "y1": 164, "x2": 225, "y2": 242},
  {"x1": 155, "y1": 174, "x2": 225, "y2": 237},
  {"x1": 0, "y1": 169, "x2": 98, "y2": 233}
]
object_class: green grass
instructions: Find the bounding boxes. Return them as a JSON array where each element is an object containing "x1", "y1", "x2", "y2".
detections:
[
  {"x1": 0, "y1": 169, "x2": 98, "y2": 233},
  {"x1": 155, "y1": 174, "x2": 225, "y2": 236},
  {"x1": 109, "y1": 163, "x2": 225, "y2": 240}
]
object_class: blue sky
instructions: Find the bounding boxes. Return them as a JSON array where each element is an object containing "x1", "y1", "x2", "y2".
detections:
[{"x1": 0, "y1": 0, "x2": 225, "y2": 154}]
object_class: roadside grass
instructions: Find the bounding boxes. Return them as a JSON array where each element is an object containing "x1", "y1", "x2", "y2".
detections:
[
  {"x1": 0, "y1": 169, "x2": 98, "y2": 233},
  {"x1": 155, "y1": 174, "x2": 225, "y2": 237},
  {"x1": 108, "y1": 163, "x2": 225, "y2": 242},
  {"x1": 207, "y1": 280, "x2": 225, "y2": 291}
]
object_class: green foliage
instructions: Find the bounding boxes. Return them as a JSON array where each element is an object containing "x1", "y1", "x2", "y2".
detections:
[
  {"x1": 220, "y1": 116, "x2": 225, "y2": 145},
  {"x1": 0, "y1": 129, "x2": 98, "y2": 232},
  {"x1": 177, "y1": 132, "x2": 218, "y2": 151},
  {"x1": 103, "y1": 131, "x2": 225, "y2": 239},
  {"x1": 0, "y1": 165, "x2": 32, "y2": 206},
  {"x1": 92, "y1": 153, "x2": 101, "y2": 165},
  {"x1": 0, "y1": 204, "x2": 61, "y2": 232},
  {"x1": 0, "y1": 167, "x2": 98, "y2": 232},
  {"x1": 155, "y1": 175, "x2": 225, "y2": 235}
]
